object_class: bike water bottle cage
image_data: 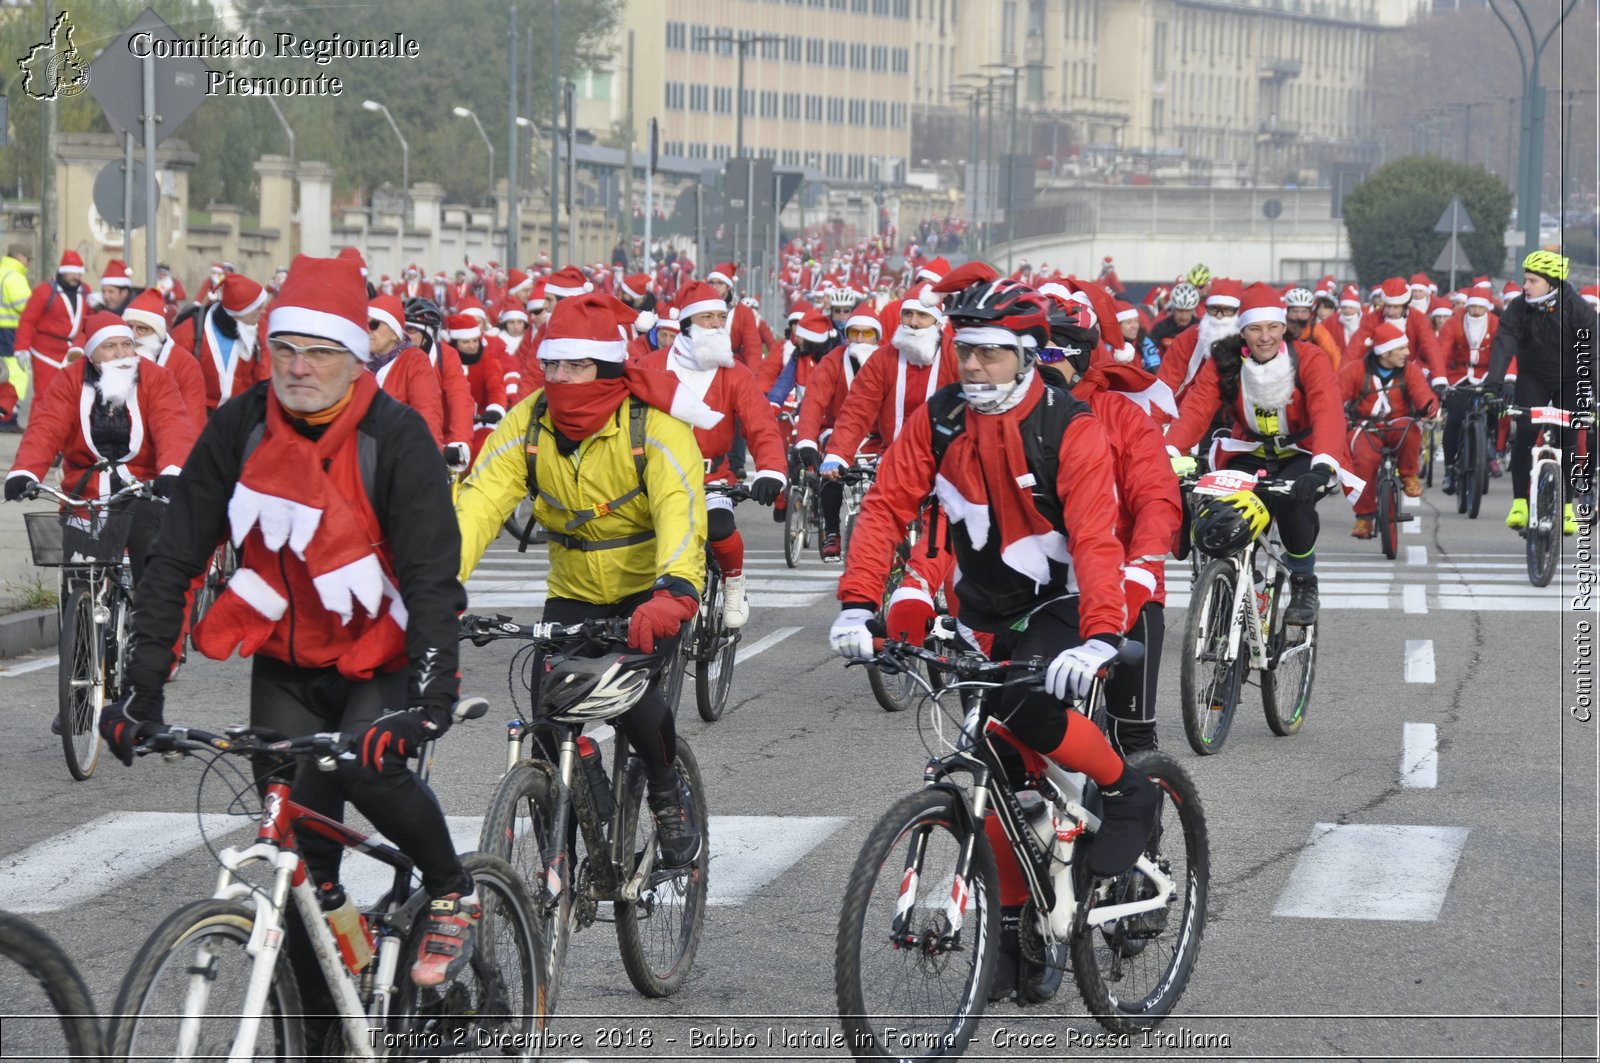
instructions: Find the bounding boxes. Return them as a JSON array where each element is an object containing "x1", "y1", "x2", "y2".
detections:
[
  {"x1": 1193, "y1": 490, "x2": 1270, "y2": 556},
  {"x1": 539, "y1": 653, "x2": 655, "y2": 722},
  {"x1": 524, "y1": 394, "x2": 653, "y2": 551}
]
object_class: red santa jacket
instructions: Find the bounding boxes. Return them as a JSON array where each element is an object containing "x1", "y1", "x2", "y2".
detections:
[
  {"x1": 1318, "y1": 312, "x2": 1361, "y2": 358},
  {"x1": 462, "y1": 348, "x2": 509, "y2": 420},
  {"x1": 1345, "y1": 309, "x2": 1442, "y2": 376},
  {"x1": 823, "y1": 333, "x2": 958, "y2": 463},
  {"x1": 15, "y1": 281, "x2": 88, "y2": 369},
  {"x1": 838, "y1": 380, "x2": 1127, "y2": 639},
  {"x1": 636, "y1": 348, "x2": 786, "y2": 478},
  {"x1": 183, "y1": 305, "x2": 271, "y2": 411},
  {"x1": 374, "y1": 346, "x2": 445, "y2": 446},
  {"x1": 1431, "y1": 312, "x2": 1500, "y2": 385},
  {"x1": 148, "y1": 341, "x2": 207, "y2": 428},
  {"x1": 432, "y1": 342, "x2": 476, "y2": 448},
  {"x1": 398, "y1": 279, "x2": 435, "y2": 304},
  {"x1": 10, "y1": 358, "x2": 197, "y2": 498},
  {"x1": 1155, "y1": 325, "x2": 1206, "y2": 404},
  {"x1": 729, "y1": 303, "x2": 765, "y2": 378},
  {"x1": 794, "y1": 347, "x2": 876, "y2": 454},
  {"x1": 1165, "y1": 341, "x2": 1354, "y2": 483},
  {"x1": 1339, "y1": 351, "x2": 1439, "y2": 423}
]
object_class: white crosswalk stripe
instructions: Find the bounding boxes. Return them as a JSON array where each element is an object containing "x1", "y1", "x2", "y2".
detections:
[
  {"x1": 0, "y1": 811, "x2": 848, "y2": 914},
  {"x1": 1161, "y1": 556, "x2": 1565, "y2": 612}
]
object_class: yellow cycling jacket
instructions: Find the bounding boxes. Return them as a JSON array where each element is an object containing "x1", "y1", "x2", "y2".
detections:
[{"x1": 456, "y1": 391, "x2": 707, "y2": 604}]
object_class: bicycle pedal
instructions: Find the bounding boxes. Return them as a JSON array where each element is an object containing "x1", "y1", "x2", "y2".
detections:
[{"x1": 1396, "y1": 514, "x2": 1416, "y2": 522}]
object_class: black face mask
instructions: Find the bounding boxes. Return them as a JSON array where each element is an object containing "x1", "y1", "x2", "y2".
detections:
[{"x1": 457, "y1": 345, "x2": 483, "y2": 366}]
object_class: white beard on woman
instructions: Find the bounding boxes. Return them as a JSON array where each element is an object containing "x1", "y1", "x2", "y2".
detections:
[
  {"x1": 96, "y1": 357, "x2": 141, "y2": 409},
  {"x1": 1239, "y1": 347, "x2": 1297, "y2": 410}
]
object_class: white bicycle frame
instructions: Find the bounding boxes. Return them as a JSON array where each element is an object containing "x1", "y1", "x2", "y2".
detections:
[{"x1": 1526, "y1": 406, "x2": 1570, "y2": 533}]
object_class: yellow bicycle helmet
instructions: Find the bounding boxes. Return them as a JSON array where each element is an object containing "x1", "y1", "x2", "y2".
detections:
[
  {"x1": 1186, "y1": 263, "x2": 1212, "y2": 289},
  {"x1": 1522, "y1": 249, "x2": 1568, "y2": 282},
  {"x1": 1193, "y1": 490, "x2": 1271, "y2": 556}
]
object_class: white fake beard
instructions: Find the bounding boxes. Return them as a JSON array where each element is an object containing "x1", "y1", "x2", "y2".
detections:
[
  {"x1": 1339, "y1": 309, "x2": 1361, "y2": 333},
  {"x1": 846, "y1": 341, "x2": 877, "y2": 369},
  {"x1": 1463, "y1": 313, "x2": 1488, "y2": 347},
  {"x1": 232, "y1": 320, "x2": 258, "y2": 360},
  {"x1": 1239, "y1": 348, "x2": 1297, "y2": 410},
  {"x1": 674, "y1": 327, "x2": 734, "y2": 371},
  {"x1": 1196, "y1": 312, "x2": 1237, "y2": 357},
  {"x1": 96, "y1": 357, "x2": 140, "y2": 408},
  {"x1": 135, "y1": 336, "x2": 163, "y2": 362},
  {"x1": 963, "y1": 366, "x2": 1034, "y2": 415},
  {"x1": 891, "y1": 324, "x2": 939, "y2": 367}
]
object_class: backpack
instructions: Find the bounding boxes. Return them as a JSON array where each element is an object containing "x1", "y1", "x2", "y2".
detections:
[{"x1": 521, "y1": 393, "x2": 652, "y2": 552}]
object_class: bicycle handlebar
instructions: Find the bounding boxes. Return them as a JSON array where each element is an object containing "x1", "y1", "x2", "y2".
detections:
[
  {"x1": 459, "y1": 612, "x2": 633, "y2": 647},
  {"x1": 861, "y1": 637, "x2": 1145, "y2": 685},
  {"x1": 137, "y1": 724, "x2": 355, "y2": 762},
  {"x1": 25, "y1": 478, "x2": 154, "y2": 508},
  {"x1": 1178, "y1": 474, "x2": 1328, "y2": 499},
  {"x1": 706, "y1": 482, "x2": 755, "y2": 502}
]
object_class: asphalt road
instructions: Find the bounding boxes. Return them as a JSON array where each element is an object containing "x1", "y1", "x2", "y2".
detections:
[{"x1": 0, "y1": 477, "x2": 1594, "y2": 1062}]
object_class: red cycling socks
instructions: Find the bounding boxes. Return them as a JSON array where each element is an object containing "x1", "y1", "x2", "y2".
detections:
[
  {"x1": 1045, "y1": 712, "x2": 1124, "y2": 787},
  {"x1": 708, "y1": 530, "x2": 744, "y2": 579}
]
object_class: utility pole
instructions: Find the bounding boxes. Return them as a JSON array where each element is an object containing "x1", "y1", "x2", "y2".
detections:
[
  {"x1": 1006, "y1": 67, "x2": 1019, "y2": 272},
  {"x1": 1487, "y1": 0, "x2": 1578, "y2": 257},
  {"x1": 695, "y1": 31, "x2": 781, "y2": 158},
  {"x1": 565, "y1": 81, "x2": 576, "y2": 263},
  {"x1": 549, "y1": 0, "x2": 561, "y2": 263},
  {"x1": 621, "y1": 30, "x2": 634, "y2": 264},
  {"x1": 507, "y1": 5, "x2": 519, "y2": 264},
  {"x1": 39, "y1": 0, "x2": 54, "y2": 270}
]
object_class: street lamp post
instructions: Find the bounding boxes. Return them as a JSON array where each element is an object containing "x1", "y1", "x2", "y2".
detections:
[
  {"x1": 361, "y1": 99, "x2": 410, "y2": 221},
  {"x1": 694, "y1": 31, "x2": 782, "y2": 158},
  {"x1": 1487, "y1": 0, "x2": 1578, "y2": 257},
  {"x1": 264, "y1": 96, "x2": 295, "y2": 167},
  {"x1": 452, "y1": 106, "x2": 496, "y2": 205}
]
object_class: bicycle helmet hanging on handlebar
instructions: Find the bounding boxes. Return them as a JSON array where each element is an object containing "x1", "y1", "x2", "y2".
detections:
[
  {"x1": 1192, "y1": 490, "x2": 1271, "y2": 556},
  {"x1": 539, "y1": 653, "x2": 656, "y2": 723}
]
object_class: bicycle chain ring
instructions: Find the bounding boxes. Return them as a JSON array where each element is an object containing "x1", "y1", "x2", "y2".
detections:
[
  {"x1": 1018, "y1": 899, "x2": 1048, "y2": 965},
  {"x1": 574, "y1": 857, "x2": 600, "y2": 929}
]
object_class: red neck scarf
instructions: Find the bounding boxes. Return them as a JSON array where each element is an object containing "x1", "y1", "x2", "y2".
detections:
[
  {"x1": 932, "y1": 373, "x2": 1070, "y2": 585},
  {"x1": 543, "y1": 363, "x2": 722, "y2": 440},
  {"x1": 1073, "y1": 359, "x2": 1178, "y2": 418}
]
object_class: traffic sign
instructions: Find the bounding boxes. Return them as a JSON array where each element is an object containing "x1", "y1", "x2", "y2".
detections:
[
  {"x1": 1433, "y1": 233, "x2": 1473, "y2": 273},
  {"x1": 1434, "y1": 198, "x2": 1476, "y2": 234},
  {"x1": 1262, "y1": 198, "x2": 1283, "y2": 220},
  {"x1": 87, "y1": 9, "x2": 210, "y2": 147},
  {"x1": 92, "y1": 158, "x2": 146, "y2": 229}
]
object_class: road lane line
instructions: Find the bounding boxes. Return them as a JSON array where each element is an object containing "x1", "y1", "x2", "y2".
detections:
[
  {"x1": 0, "y1": 656, "x2": 58, "y2": 677},
  {"x1": 1404, "y1": 639, "x2": 1436, "y2": 683},
  {"x1": 1403, "y1": 495, "x2": 1421, "y2": 508},
  {"x1": 704, "y1": 816, "x2": 848, "y2": 905},
  {"x1": 1403, "y1": 585, "x2": 1428, "y2": 614},
  {"x1": 1272, "y1": 823, "x2": 1469, "y2": 921},
  {"x1": 1401, "y1": 723, "x2": 1439, "y2": 788},
  {"x1": 735, "y1": 626, "x2": 805, "y2": 664},
  {"x1": 1403, "y1": 513, "x2": 1422, "y2": 533},
  {"x1": 1406, "y1": 546, "x2": 1427, "y2": 565}
]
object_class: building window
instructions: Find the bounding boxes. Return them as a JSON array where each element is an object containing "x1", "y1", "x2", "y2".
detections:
[
  {"x1": 742, "y1": 87, "x2": 755, "y2": 115},
  {"x1": 1152, "y1": 21, "x2": 1167, "y2": 77},
  {"x1": 690, "y1": 26, "x2": 709, "y2": 53},
  {"x1": 849, "y1": 99, "x2": 865, "y2": 124},
  {"x1": 689, "y1": 84, "x2": 709, "y2": 111},
  {"x1": 712, "y1": 144, "x2": 730, "y2": 160},
  {"x1": 761, "y1": 89, "x2": 779, "y2": 118},
  {"x1": 827, "y1": 96, "x2": 845, "y2": 123},
  {"x1": 806, "y1": 94, "x2": 824, "y2": 120},
  {"x1": 847, "y1": 154, "x2": 864, "y2": 180},
  {"x1": 666, "y1": 22, "x2": 687, "y2": 50},
  {"x1": 785, "y1": 34, "x2": 803, "y2": 62},
  {"x1": 807, "y1": 37, "x2": 825, "y2": 64},
  {"x1": 825, "y1": 151, "x2": 843, "y2": 177},
  {"x1": 713, "y1": 86, "x2": 733, "y2": 114},
  {"x1": 829, "y1": 40, "x2": 846, "y2": 67},
  {"x1": 665, "y1": 81, "x2": 685, "y2": 110},
  {"x1": 895, "y1": 0, "x2": 910, "y2": 15},
  {"x1": 783, "y1": 92, "x2": 801, "y2": 119}
]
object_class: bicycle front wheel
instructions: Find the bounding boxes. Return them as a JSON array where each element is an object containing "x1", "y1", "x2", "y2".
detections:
[
  {"x1": 1179, "y1": 559, "x2": 1243, "y2": 756},
  {"x1": 395, "y1": 852, "x2": 547, "y2": 1060},
  {"x1": 1262, "y1": 609, "x2": 1316, "y2": 737},
  {"x1": 694, "y1": 622, "x2": 737, "y2": 722},
  {"x1": 835, "y1": 788, "x2": 998, "y2": 1061},
  {"x1": 784, "y1": 482, "x2": 809, "y2": 568},
  {"x1": 615, "y1": 739, "x2": 709, "y2": 996},
  {"x1": 1465, "y1": 417, "x2": 1487, "y2": 519},
  {"x1": 0, "y1": 911, "x2": 102, "y2": 1061},
  {"x1": 57, "y1": 585, "x2": 103, "y2": 781},
  {"x1": 1528, "y1": 465, "x2": 1560, "y2": 587},
  {"x1": 1378, "y1": 474, "x2": 1399, "y2": 560},
  {"x1": 1071, "y1": 750, "x2": 1208, "y2": 1034},
  {"x1": 867, "y1": 657, "x2": 924, "y2": 713},
  {"x1": 108, "y1": 899, "x2": 304, "y2": 1063},
  {"x1": 479, "y1": 760, "x2": 576, "y2": 1014}
]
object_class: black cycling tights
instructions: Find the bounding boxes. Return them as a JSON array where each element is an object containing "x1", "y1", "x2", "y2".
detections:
[
  {"x1": 820, "y1": 478, "x2": 845, "y2": 535},
  {"x1": 986, "y1": 596, "x2": 1088, "y2": 755},
  {"x1": 1225, "y1": 452, "x2": 1319, "y2": 560},
  {"x1": 541, "y1": 593, "x2": 681, "y2": 794},
  {"x1": 1104, "y1": 602, "x2": 1164, "y2": 757}
]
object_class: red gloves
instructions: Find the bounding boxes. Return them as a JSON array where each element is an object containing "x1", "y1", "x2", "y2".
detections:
[
  {"x1": 1122, "y1": 561, "x2": 1162, "y2": 630},
  {"x1": 628, "y1": 589, "x2": 699, "y2": 653}
]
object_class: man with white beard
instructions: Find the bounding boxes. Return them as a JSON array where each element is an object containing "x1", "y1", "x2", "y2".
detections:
[
  {"x1": 637, "y1": 281, "x2": 786, "y2": 627},
  {"x1": 124, "y1": 288, "x2": 206, "y2": 426},
  {"x1": 1163, "y1": 284, "x2": 1356, "y2": 627},
  {"x1": 1155, "y1": 277, "x2": 1245, "y2": 410},
  {"x1": 4, "y1": 310, "x2": 197, "y2": 593},
  {"x1": 1319, "y1": 284, "x2": 1366, "y2": 358}
]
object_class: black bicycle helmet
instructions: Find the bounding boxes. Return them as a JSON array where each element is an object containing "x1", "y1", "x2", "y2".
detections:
[
  {"x1": 1045, "y1": 297, "x2": 1101, "y2": 375},
  {"x1": 1191, "y1": 491, "x2": 1270, "y2": 557},
  {"x1": 403, "y1": 297, "x2": 444, "y2": 333},
  {"x1": 539, "y1": 653, "x2": 655, "y2": 723},
  {"x1": 945, "y1": 279, "x2": 1050, "y2": 352}
]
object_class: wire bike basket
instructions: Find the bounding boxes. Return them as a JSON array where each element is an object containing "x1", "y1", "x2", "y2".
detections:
[{"x1": 25, "y1": 509, "x2": 134, "y2": 567}]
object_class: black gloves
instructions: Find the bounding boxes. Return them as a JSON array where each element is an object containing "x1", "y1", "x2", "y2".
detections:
[
  {"x1": 749, "y1": 476, "x2": 784, "y2": 506},
  {"x1": 358, "y1": 704, "x2": 451, "y2": 772},
  {"x1": 479, "y1": 407, "x2": 503, "y2": 428},
  {"x1": 1500, "y1": 380, "x2": 1517, "y2": 403},
  {"x1": 153, "y1": 474, "x2": 181, "y2": 500},
  {"x1": 794, "y1": 445, "x2": 820, "y2": 470},
  {"x1": 100, "y1": 689, "x2": 166, "y2": 766},
  {"x1": 3, "y1": 475, "x2": 34, "y2": 502},
  {"x1": 1290, "y1": 464, "x2": 1335, "y2": 505}
]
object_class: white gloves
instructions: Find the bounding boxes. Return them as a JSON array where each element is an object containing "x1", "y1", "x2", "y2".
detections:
[
  {"x1": 830, "y1": 608, "x2": 876, "y2": 661},
  {"x1": 1044, "y1": 638, "x2": 1120, "y2": 700},
  {"x1": 444, "y1": 442, "x2": 471, "y2": 472}
]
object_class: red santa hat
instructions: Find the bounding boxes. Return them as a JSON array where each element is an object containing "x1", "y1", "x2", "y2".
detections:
[
  {"x1": 845, "y1": 304, "x2": 884, "y2": 337},
  {"x1": 915, "y1": 256, "x2": 951, "y2": 284},
  {"x1": 1380, "y1": 277, "x2": 1412, "y2": 306},
  {"x1": 544, "y1": 265, "x2": 592, "y2": 299},
  {"x1": 1235, "y1": 283, "x2": 1286, "y2": 329},
  {"x1": 1408, "y1": 272, "x2": 1435, "y2": 295},
  {"x1": 707, "y1": 261, "x2": 738, "y2": 288},
  {"x1": 1113, "y1": 300, "x2": 1140, "y2": 324},
  {"x1": 1427, "y1": 296, "x2": 1453, "y2": 320},
  {"x1": 123, "y1": 289, "x2": 168, "y2": 336},
  {"x1": 905, "y1": 283, "x2": 946, "y2": 323},
  {"x1": 1205, "y1": 277, "x2": 1243, "y2": 309},
  {"x1": 1581, "y1": 283, "x2": 1600, "y2": 309},
  {"x1": 1339, "y1": 285, "x2": 1363, "y2": 310},
  {"x1": 221, "y1": 273, "x2": 269, "y2": 318},
  {"x1": 1371, "y1": 320, "x2": 1408, "y2": 356},
  {"x1": 1502, "y1": 280, "x2": 1521, "y2": 302},
  {"x1": 402, "y1": 262, "x2": 422, "y2": 278},
  {"x1": 267, "y1": 254, "x2": 371, "y2": 362},
  {"x1": 677, "y1": 281, "x2": 728, "y2": 322},
  {"x1": 618, "y1": 272, "x2": 651, "y2": 300},
  {"x1": 792, "y1": 310, "x2": 832, "y2": 345},
  {"x1": 58, "y1": 250, "x2": 84, "y2": 275},
  {"x1": 367, "y1": 295, "x2": 406, "y2": 340},
  {"x1": 457, "y1": 297, "x2": 490, "y2": 326},
  {"x1": 497, "y1": 297, "x2": 528, "y2": 323},
  {"x1": 506, "y1": 269, "x2": 532, "y2": 296},
  {"x1": 527, "y1": 279, "x2": 548, "y2": 309},
  {"x1": 336, "y1": 246, "x2": 368, "y2": 277},
  {"x1": 446, "y1": 313, "x2": 483, "y2": 343},
  {"x1": 787, "y1": 299, "x2": 809, "y2": 324},
  {"x1": 98, "y1": 259, "x2": 132, "y2": 288},
  {"x1": 930, "y1": 261, "x2": 1000, "y2": 294},
  {"x1": 537, "y1": 291, "x2": 633, "y2": 362},
  {"x1": 80, "y1": 310, "x2": 135, "y2": 360},
  {"x1": 1315, "y1": 275, "x2": 1337, "y2": 300},
  {"x1": 656, "y1": 306, "x2": 681, "y2": 334}
]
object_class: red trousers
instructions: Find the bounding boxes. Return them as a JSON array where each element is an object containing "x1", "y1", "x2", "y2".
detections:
[{"x1": 1348, "y1": 419, "x2": 1421, "y2": 515}]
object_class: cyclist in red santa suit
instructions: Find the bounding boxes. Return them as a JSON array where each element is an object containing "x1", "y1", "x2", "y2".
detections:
[
  {"x1": 124, "y1": 288, "x2": 207, "y2": 429},
  {"x1": 790, "y1": 308, "x2": 879, "y2": 560},
  {"x1": 1428, "y1": 276, "x2": 1499, "y2": 495},
  {"x1": 367, "y1": 295, "x2": 445, "y2": 447},
  {"x1": 1338, "y1": 320, "x2": 1438, "y2": 539},
  {"x1": 443, "y1": 313, "x2": 508, "y2": 461},
  {"x1": 636, "y1": 282, "x2": 787, "y2": 628},
  {"x1": 1155, "y1": 276, "x2": 1244, "y2": 411}
]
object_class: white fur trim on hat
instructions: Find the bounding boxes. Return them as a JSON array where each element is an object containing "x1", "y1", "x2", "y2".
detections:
[
  {"x1": 545, "y1": 280, "x2": 591, "y2": 298},
  {"x1": 499, "y1": 307, "x2": 529, "y2": 322},
  {"x1": 368, "y1": 306, "x2": 404, "y2": 339},
  {"x1": 229, "y1": 288, "x2": 270, "y2": 318},
  {"x1": 1373, "y1": 332, "x2": 1408, "y2": 355},
  {"x1": 845, "y1": 310, "x2": 882, "y2": 334},
  {"x1": 123, "y1": 306, "x2": 167, "y2": 336},
  {"x1": 268, "y1": 305, "x2": 371, "y2": 363},
  {"x1": 1464, "y1": 294, "x2": 1493, "y2": 309},
  {"x1": 1206, "y1": 293, "x2": 1241, "y2": 309},
  {"x1": 1236, "y1": 305, "x2": 1287, "y2": 329},
  {"x1": 794, "y1": 321, "x2": 831, "y2": 344},
  {"x1": 99, "y1": 274, "x2": 131, "y2": 288},
  {"x1": 679, "y1": 297, "x2": 726, "y2": 321},
  {"x1": 707, "y1": 269, "x2": 735, "y2": 287},
  {"x1": 538, "y1": 336, "x2": 628, "y2": 363},
  {"x1": 448, "y1": 325, "x2": 483, "y2": 341},
  {"x1": 1115, "y1": 308, "x2": 1140, "y2": 323},
  {"x1": 83, "y1": 321, "x2": 135, "y2": 359},
  {"x1": 1382, "y1": 289, "x2": 1411, "y2": 306}
]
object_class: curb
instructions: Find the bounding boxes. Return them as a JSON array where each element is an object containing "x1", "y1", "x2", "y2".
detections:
[{"x1": 0, "y1": 608, "x2": 58, "y2": 660}]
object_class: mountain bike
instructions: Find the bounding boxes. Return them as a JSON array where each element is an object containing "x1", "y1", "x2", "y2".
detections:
[
  {"x1": 23, "y1": 478, "x2": 152, "y2": 781},
  {"x1": 838, "y1": 456, "x2": 879, "y2": 557},
  {"x1": 464, "y1": 614, "x2": 710, "y2": 1016},
  {"x1": 1350, "y1": 417, "x2": 1421, "y2": 560},
  {"x1": 107, "y1": 703, "x2": 544, "y2": 1062},
  {"x1": 1505, "y1": 405, "x2": 1587, "y2": 588},
  {"x1": 1445, "y1": 384, "x2": 1497, "y2": 519},
  {"x1": 0, "y1": 910, "x2": 104, "y2": 1061},
  {"x1": 865, "y1": 504, "x2": 950, "y2": 714},
  {"x1": 682, "y1": 482, "x2": 751, "y2": 721},
  {"x1": 835, "y1": 639, "x2": 1208, "y2": 1057},
  {"x1": 1418, "y1": 417, "x2": 1441, "y2": 487},
  {"x1": 783, "y1": 464, "x2": 821, "y2": 568},
  {"x1": 1179, "y1": 471, "x2": 1330, "y2": 755},
  {"x1": 190, "y1": 541, "x2": 237, "y2": 631}
]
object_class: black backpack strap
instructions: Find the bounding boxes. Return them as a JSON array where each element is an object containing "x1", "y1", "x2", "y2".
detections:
[
  {"x1": 522, "y1": 394, "x2": 656, "y2": 547},
  {"x1": 926, "y1": 383, "x2": 968, "y2": 472}
]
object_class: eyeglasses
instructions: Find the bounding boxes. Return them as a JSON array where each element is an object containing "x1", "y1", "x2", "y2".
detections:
[
  {"x1": 268, "y1": 339, "x2": 353, "y2": 366},
  {"x1": 539, "y1": 359, "x2": 598, "y2": 374},
  {"x1": 954, "y1": 341, "x2": 1019, "y2": 365},
  {"x1": 845, "y1": 328, "x2": 878, "y2": 343}
]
